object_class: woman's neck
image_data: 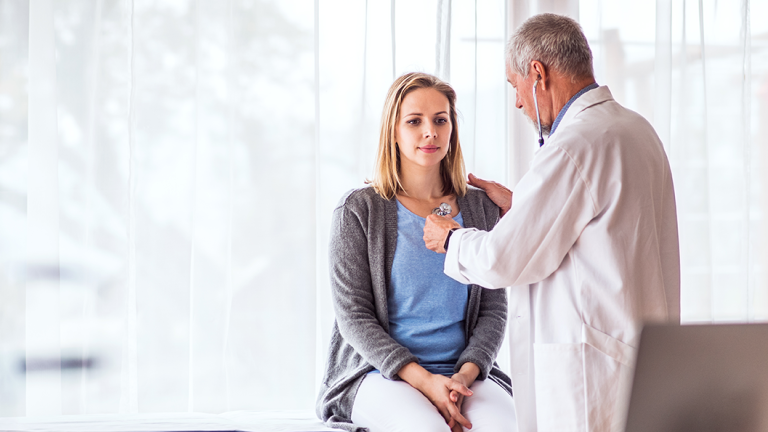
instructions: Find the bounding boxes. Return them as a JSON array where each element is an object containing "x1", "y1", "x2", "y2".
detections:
[{"x1": 398, "y1": 163, "x2": 445, "y2": 201}]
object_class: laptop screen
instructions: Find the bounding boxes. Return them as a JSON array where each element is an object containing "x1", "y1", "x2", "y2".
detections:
[{"x1": 624, "y1": 323, "x2": 768, "y2": 432}]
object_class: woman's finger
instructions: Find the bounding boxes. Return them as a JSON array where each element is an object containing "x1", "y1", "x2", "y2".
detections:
[
  {"x1": 447, "y1": 380, "x2": 473, "y2": 397},
  {"x1": 450, "y1": 389, "x2": 458, "y2": 402},
  {"x1": 455, "y1": 394, "x2": 465, "y2": 410},
  {"x1": 438, "y1": 406, "x2": 452, "y2": 425},
  {"x1": 447, "y1": 401, "x2": 473, "y2": 429}
]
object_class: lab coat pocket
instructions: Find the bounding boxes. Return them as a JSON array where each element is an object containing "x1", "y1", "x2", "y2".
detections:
[
  {"x1": 533, "y1": 343, "x2": 586, "y2": 432},
  {"x1": 582, "y1": 324, "x2": 635, "y2": 432}
]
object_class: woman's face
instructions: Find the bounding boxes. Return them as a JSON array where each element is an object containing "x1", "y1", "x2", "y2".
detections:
[{"x1": 395, "y1": 87, "x2": 452, "y2": 171}]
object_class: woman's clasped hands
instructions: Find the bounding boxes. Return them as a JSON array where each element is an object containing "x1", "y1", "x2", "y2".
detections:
[{"x1": 398, "y1": 362, "x2": 480, "y2": 431}]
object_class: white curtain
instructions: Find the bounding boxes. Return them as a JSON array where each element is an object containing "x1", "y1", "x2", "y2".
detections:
[
  {"x1": 0, "y1": 0, "x2": 765, "y2": 419},
  {"x1": 578, "y1": 0, "x2": 768, "y2": 322},
  {"x1": 0, "y1": 0, "x2": 508, "y2": 416},
  {"x1": 1, "y1": 0, "x2": 318, "y2": 416}
]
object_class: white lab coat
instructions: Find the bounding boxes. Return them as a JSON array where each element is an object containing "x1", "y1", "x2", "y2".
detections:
[{"x1": 445, "y1": 86, "x2": 680, "y2": 432}]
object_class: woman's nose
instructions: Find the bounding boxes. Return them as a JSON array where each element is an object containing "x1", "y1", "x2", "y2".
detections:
[{"x1": 424, "y1": 126, "x2": 436, "y2": 138}]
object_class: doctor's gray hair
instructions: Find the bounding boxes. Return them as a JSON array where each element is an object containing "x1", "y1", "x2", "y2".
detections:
[{"x1": 506, "y1": 13, "x2": 594, "y2": 81}]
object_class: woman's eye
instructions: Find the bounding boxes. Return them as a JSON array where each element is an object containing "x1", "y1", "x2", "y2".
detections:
[
  {"x1": 436, "y1": 118, "x2": 448, "y2": 125},
  {"x1": 407, "y1": 119, "x2": 420, "y2": 125}
]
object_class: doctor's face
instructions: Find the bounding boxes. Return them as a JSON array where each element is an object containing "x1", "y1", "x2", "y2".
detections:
[
  {"x1": 507, "y1": 64, "x2": 552, "y2": 136},
  {"x1": 395, "y1": 87, "x2": 452, "y2": 171}
]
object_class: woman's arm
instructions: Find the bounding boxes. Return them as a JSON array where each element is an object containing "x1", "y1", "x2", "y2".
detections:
[
  {"x1": 397, "y1": 362, "x2": 474, "y2": 430},
  {"x1": 329, "y1": 201, "x2": 418, "y2": 379},
  {"x1": 445, "y1": 279, "x2": 507, "y2": 429},
  {"x1": 455, "y1": 287, "x2": 508, "y2": 380}
]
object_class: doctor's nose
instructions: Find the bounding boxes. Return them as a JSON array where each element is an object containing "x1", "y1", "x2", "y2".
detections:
[
  {"x1": 424, "y1": 128, "x2": 437, "y2": 138},
  {"x1": 515, "y1": 92, "x2": 524, "y2": 110}
]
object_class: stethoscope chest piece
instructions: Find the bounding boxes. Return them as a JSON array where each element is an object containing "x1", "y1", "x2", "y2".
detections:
[{"x1": 432, "y1": 203, "x2": 452, "y2": 217}]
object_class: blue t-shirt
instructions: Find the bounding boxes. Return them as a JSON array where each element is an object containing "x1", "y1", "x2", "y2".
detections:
[{"x1": 384, "y1": 200, "x2": 470, "y2": 376}]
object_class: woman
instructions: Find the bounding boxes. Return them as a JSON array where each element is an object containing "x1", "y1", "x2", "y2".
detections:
[{"x1": 316, "y1": 72, "x2": 516, "y2": 432}]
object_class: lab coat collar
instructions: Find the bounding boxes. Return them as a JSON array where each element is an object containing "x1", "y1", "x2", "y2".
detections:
[
  {"x1": 533, "y1": 86, "x2": 614, "y2": 155},
  {"x1": 549, "y1": 83, "x2": 600, "y2": 137},
  {"x1": 555, "y1": 85, "x2": 615, "y2": 132}
]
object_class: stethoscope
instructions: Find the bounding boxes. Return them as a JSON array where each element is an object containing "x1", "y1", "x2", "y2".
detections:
[{"x1": 533, "y1": 75, "x2": 544, "y2": 147}]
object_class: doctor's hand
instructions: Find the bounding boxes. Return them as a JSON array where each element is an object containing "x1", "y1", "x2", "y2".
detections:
[
  {"x1": 468, "y1": 173, "x2": 513, "y2": 217},
  {"x1": 424, "y1": 214, "x2": 461, "y2": 254}
]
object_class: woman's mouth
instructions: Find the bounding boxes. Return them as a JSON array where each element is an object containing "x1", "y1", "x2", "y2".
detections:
[{"x1": 419, "y1": 146, "x2": 439, "y2": 154}]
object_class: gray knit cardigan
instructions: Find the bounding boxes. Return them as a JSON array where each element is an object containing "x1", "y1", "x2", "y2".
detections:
[{"x1": 315, "y1": 186, "x2": 513, "y2": 432}]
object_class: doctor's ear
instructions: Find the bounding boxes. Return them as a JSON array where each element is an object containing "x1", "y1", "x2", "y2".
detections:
[{"x1": 533, "y1": 63, "x2": 544, "y2": 78}]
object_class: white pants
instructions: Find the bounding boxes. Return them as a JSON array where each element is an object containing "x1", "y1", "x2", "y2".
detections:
[{"x1": 351, "y1": 372, "x2": 517, "y2": 432}]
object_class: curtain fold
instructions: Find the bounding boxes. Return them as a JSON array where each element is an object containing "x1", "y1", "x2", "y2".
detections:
[
  {"x1": 26, "y1": 0, "x2": 62, "y2": 416},
  {"x1": 122, "y1": 0, "x2": 138, "y2": 414}
]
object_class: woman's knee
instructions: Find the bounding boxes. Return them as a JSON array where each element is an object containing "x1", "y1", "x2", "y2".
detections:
[
  {"x1": 465, "y1": 415, "x2": 517, "y2": 432},
  {"x1": 397, "y1": 415, "x2": 452, "y2": 432},
  {"x1": 461, "y1": 380, "x2": 517, "y2": 431},
  {"x1": 352, "y1": 373, "x2": 453, "y2": 432},
  {"x1": 463, "y1": 403, "x2": 517, "y2": 432}
]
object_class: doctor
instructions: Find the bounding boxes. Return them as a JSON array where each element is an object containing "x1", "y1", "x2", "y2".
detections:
[{"x1": 423, "y1": 13, "x2": 680, "y2": 432}]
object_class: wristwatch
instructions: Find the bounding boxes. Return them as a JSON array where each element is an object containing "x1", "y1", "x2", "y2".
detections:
[{"x1": 444, "y1": 228, "x2": 458, "y2": 251}]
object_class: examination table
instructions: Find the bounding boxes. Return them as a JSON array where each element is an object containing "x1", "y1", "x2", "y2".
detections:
[{"x1": 0, "y1": 411, "x2": 340, "y2": 432}]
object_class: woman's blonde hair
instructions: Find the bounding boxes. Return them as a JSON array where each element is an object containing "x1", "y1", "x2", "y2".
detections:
[{"x1": 370, "y1": 72, "x2": 467, "y2": 200}]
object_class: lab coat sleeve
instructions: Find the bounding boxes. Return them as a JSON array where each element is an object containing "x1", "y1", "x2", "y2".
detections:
[
  {"x1": 660, "y1": 168, "x2": 681, "y2": 322},
  {"x1": 445, "y1": 145, "x2": 597, "y2": 288},
  {"x1": 329, "y1": 202, "x2": 418, "y2": 380}
]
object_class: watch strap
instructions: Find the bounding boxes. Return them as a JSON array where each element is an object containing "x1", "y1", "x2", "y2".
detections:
[{"x1": 444, "y1": 228, "x2": 458, "y2": 251}]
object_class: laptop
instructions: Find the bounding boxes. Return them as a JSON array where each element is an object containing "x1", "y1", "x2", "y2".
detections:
[{"x1": 624, "y1": 323, "x2": 768, "y2": 432}]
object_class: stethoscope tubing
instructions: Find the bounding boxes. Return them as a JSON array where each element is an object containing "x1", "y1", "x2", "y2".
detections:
[{"x1": 533, "y1": 79, "x2": 544, "y2": 147}]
